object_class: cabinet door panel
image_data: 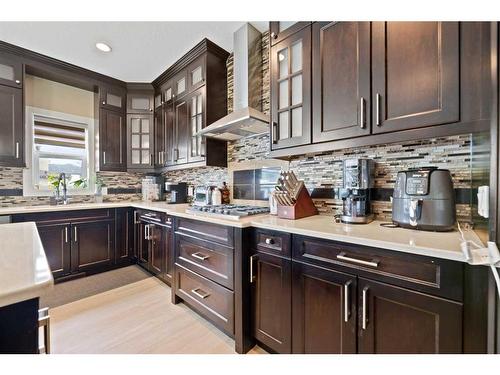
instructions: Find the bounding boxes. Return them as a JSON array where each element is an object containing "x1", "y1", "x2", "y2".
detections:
[
  {"x1": 372, "y1": 22, "x2": 459, "y2": 133},
  {"x1": 154, "y1": 108, "x2": 165, "y2": 167},
  {"x1": 150, "y1": 224, "x2": 164, "y2": 275},
  {"x1": 100, "y1": 109, "x2": 126, "y2": 171},
  {"x1": 0, "y1": 54, "x2": 23, "y2": 88},
  {"x1": 71, "y1": 220, "x2": 115, "y2": 272},
  {"x1": 0, "y1": 85, "x2": 23, "y2": 166},
  {"x1": 270, "y1": 25, "x2": 311, "y2": 150},
  {"x1": 36, "y1": 223, "x2": 71, "y2": 279},
  {"x1": 138, "y1": 222, "x2": 150, "y2": 267},
  {"x1": 187, "y1": 87, "x2": 205, "y2": 163},
  {"x1": 164, "y1": 224, "x2": 173, "y2": 283},
  {"x1": 292, "y1": 262, "x2": 357, "y2": 354},
  {"x1": 270, "y1": 22, "x2": 311, "y2": 45},
  {"x1": 358, "y1": 278, "x2": 463, "y2": 354},
  {"x1": 312, "y1": 22, "x2": 371, "y2": 142},
  {"x1": 252, "y1": 252, "x2": 292, "y2": 353},
  {"x1": 127, "y1": 113, "x2": 153, "y2": 168},
  {"x1": 174, "y1": 99, "x2": 189, "y2": 164},
  {"x1": 165, "y1": 102, "x2": 175, "y2": 166}
]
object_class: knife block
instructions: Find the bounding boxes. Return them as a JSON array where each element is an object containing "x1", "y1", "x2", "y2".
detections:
[{"x1": 277, "y1": 185, "x2": 318, "y2": 220}]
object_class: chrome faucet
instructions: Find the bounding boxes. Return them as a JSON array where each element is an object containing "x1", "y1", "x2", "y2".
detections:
[{"x1": 58, "y1": 173, "x2": 69, "y2": 205}]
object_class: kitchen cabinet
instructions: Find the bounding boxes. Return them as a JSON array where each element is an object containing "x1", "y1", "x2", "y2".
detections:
[
  {"x1": 187, "y1": 86, "x2": 205, "y2": 163},
  {"x1": 174, "y1": 97, "x2": 189, "y2": 165},
  {"x1": 71, "y1": 220, "x2": 115, "y2": 273},
  {"x1": 100, "y1": 108, "x2": 126, "y2": 171},
  {"x1": 292, "y1": 262, "x2": 356, "y2": 354},
  {"x1": 269, "y1": 22, "x2": 311, "y2": 45},
  {"x1": 154, "y1": 108, "x2": 166, "y2": 167},
  {"x1": 0, "y1": 84, "x2": 23, "y2": 167},
  {"x1": 270, "y1": 25, "x2": 311, "y2": 150},
  {"x1": 100, "y1": 85, "x2": 126, "y2": 113},
  {"x1": 250, "y1": 251, "x2": 292, "y2": 354},
  {"x1": 0, "y1": 53, "x2": 23, "y2": 88},
  {"x1": 371, "y1": 22, "x2": 460, "y2": 133},
  {"x1": 127, "y1": 92, "x2": 154, "y2": 114},
  {"x1": 312, "y1": 22, "x2": 371, "y2": 142},
  {"x1": 357, "y1": 278, "x2": 463, "y2": 354},
  {"x1": 137, "y1": 221, "x2": 150, "y2": 267},
  {"x1": 164, "y1": 101, "x2": 175, "y2": 166},
  {"x1": 36, "y1": 222, "x2": 71, "y2": 279},
  {"x1": 115, "y1": 208, "x2": 134, "y2": 265},
  {"x1": 127, "y1": 113, "x2": 154, "y2": 169}
]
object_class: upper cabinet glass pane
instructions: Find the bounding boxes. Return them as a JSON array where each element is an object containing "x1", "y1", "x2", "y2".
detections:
[
  {"x1": 131, "y1": 97, "x2": 150, "y2": 111},
  {"x1": 141, "y1": 119, "x2": 150, "y2": 133},
  {"x1": 279, "y1": 80, "x2": 289, "y2": 109},
  {"x1": 279, "y1": 21, "x2": 297, "y2": 33},
  {"x1": 154, "y1": 94, "x2": 162, "y2": 108},
  {"x1": 0, "y1": 63, "x2": 14, "y2": 81},
  {"x1": 278, "y1": 48, "x2": 288, "y2": 79},
  {"x1": 165, "y1": 88, "x2": 172, "y2": 101},
  {"x1": 291, "y1": 75, "x2": 302, "y2": 105},
  {"x1": 196, "y1": 95, "x2": 202, "y2": 114},
  {"x1": 177, "y1": 77, "x2": 186, "y2": 95},
  {"x1": 291, "y1": 40, "x2": 302, "y2": 73},
  {"x1": 131, "y1": 118, "x2": 140, "y2": 133},
  {"x1": 291, "y1": 107, "x2": 303, "y2": 137},
  {"x1": 106, "y1": 93, "x2": 122, "y2": 108},
  {"x1": 192, "y1": 66, "x2": 203, "y2": 85},
  {"x1": 279, "y1": 111, "x2": 289, "y2": 140},
  {"x1": 191, "y1": 96, "x2": 196, "y2": 114}
]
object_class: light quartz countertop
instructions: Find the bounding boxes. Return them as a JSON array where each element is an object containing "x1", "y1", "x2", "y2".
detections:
[
  {"x1": 0, "y1": 201, "x2": 484, "y2": 263},
  {"x1": 0, "y1": 222, "x2": 54, "y2": 308}
]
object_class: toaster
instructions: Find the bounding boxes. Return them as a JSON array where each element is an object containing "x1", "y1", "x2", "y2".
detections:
[{"x1": 392, "y1": 167, "x2": 456, "y2": 231}]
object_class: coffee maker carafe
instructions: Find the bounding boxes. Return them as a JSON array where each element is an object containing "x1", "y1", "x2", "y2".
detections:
[{"x1": 341, "y1": 159, "x2": 375, "y2": 224}]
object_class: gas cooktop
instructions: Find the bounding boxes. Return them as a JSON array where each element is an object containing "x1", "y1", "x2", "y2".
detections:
[{"x1": 186, "y1": 204, "x2": 270, "y2": 220}]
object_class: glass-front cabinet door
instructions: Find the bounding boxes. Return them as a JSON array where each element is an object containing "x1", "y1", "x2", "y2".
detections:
[
  {"x1": 270, "y1": 25, "x2": 311, "y2": 150},
  {"x1": 188, "y1": 87, "x2": 205, "y2": 162},
  {"x1": 0, "y1": 54, "x2": 23, "y2": 88},
  {"x1": 127, "y1": 113, "x2": 153, "y2": 169}
]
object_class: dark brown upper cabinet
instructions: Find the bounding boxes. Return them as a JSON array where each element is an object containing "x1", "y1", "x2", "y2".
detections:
[
  {"x1": 357, "y1": 278, "x2": 463, "y2": 354},
  {"x1": 292, "y1": 262, "x2": 357, "y2": 354},
  {"x1": 100, "y1": 108, "x2": 126, "y2": 171},
  {"x1": 270, "y1": 22, "x2": 312, "y2": 45},
  {"x1": 270, "y1": 25, "x2": 312, "y2": 150},
  {"x1": 127, "y1": 92, "x2": 154, "y2": 114},
  {"x1": 100, "y1": 85, "x2": 126, "y2": 113},
  {"x1": 164, "y1": 101, "x2": 175, "y2": 166},
  {"x1": 312, "y1": 22, "x2": 371, "y2": 142},
  {"x1": 174, "y1": 97, "x2": 189, "y2": 165},
  {"x1": 154, "y1": 108, "x2": 166, "y2": 168},
  {"x1": 187, "y1": 86, "x2": 206, "y2": 163},
  {"x1": 0, "y1": 54, "x2": 23, "y2": 88},
  {"x1": 371, "y1": 22, "x2": 460, "y2": 134},
  {"x1": 0, "y1": 84, "x2": 23, "y2": 167},
  {"x1": 127, "y1": 113, "x2": 154, "y2": 169},
  {"x1": 187, "y1": 55, "x2": 206, "y2": 93}
]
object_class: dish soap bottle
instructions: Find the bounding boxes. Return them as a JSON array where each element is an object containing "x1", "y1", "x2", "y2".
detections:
[{"x1": 212, "y1": 186, "x2": 222, "y2": 205}]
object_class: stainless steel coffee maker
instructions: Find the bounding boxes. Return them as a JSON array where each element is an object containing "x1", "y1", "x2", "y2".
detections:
[{"x1": 341, "y1": 159, "x2": 375, "y2": 224}]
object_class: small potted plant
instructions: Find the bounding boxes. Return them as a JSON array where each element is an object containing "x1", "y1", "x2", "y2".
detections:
[
  {"x1": 47, "y1": 174, "x2": 62, "y2": 205},
  {"x1": 94, "y1": 175, "x2": 106, "y2": 203}
]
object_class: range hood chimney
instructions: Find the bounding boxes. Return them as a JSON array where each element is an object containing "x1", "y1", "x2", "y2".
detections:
[{"x1": 197, "y1": 23, "x2": 269, "y2": 141}]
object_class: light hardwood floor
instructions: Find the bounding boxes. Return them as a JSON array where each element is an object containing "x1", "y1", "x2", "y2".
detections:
[{"x1": 49, "y1": 276, "x2": 266, "y2": 354}]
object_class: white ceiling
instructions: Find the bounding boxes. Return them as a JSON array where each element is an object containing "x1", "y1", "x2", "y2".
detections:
[{"x1": 0, "y1": 22, "x2": 269, "y2": 82}]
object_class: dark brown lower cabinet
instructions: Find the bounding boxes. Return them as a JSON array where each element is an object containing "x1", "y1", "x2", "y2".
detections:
[
  {"x1": 292, "y1": 262, "x2": 357, "y2": 354},
  {"x1": 357, "y1": 278, "x2": 463, "y2": 354},
  {"x1": 36, "y1": 222, "x2": 71, "y2": 279},
  {"x1": 71, "y1": 220, "x2": 115, "y2": 273},
  {"x1": 251, "y1": 251, "x2": 292, "y2": 354}
]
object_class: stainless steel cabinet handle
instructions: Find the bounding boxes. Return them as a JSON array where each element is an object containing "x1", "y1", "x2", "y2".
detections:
[
  {"x1": 144, "y1": 224, "x2": 149, "y2": 240},
  {"x1": 272, "y1": 122, "x2": 278, "y2": 144},
  {"x1": 359, "y1": 97, "x2": 365, "y2": 129},
  {"x1": 103, "y1": 151, "x2": 106, "y2": 165},
  {"x1": 158, "y1": 152, "x2": 161, "y2": 165},
  {"x1": 150, "y1": 154, "x2": 153, "y2": 166},
  {"x1": 264, "y1": 238, "x2": 274, "y2": 245},
  {"x1": 375, "y1": 93, "x2": 381, "y2": 126},
  {"x1": 362, "y1": 286, "x2": 369, "y2": 330},
  {"x1": 249, "y1": 254, "x2": 258, "y2": 283},
  {"x1": 191, "y1": 252, "x2": 210, "y2": 261},
  {"x1": 134, "y1": 211, "x2": 139, "y2": 224},
  {"x1": 65, "y1": 227, "x2": 68, "y2": 243},
  {"x1": 344, "y1": 280, "x2": 352, "y2": 323},
  {"x1": 102, "y1": 101, "x2": 106, "y2": 105},
  {"x1": 73, "y1": 227, "x2": 78, "y2": 242},
  {"x1": 15, "y1": 142, "x2": 19, "y2": 159},
  {"x1": 336, "y1": 252, "x2": 379, "y2": 268},
  {"x1": 271, "y1": 32, "x2": 278, "y2": 39},
  {"x1": 15, "y1": 79, "x2": 20, "y2": 84},
  {"x1": 191, "y1": 288, "x2": 210, "y2": 299}
]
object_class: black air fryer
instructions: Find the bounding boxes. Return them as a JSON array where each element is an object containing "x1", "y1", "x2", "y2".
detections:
[{"x1": 392, "y1": 167, "x2": 456, "y2": 231}]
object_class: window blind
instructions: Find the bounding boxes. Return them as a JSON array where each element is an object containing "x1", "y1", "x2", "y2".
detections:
[{"x1": 34, "y1": 121, "x2": 86, "y2": 149}]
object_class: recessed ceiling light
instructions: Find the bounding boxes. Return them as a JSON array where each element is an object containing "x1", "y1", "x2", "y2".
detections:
[{"x1": 95, "y1": 42, "x2": 112, "y2": 53}]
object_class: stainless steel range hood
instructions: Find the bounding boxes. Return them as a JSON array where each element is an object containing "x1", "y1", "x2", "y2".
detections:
[{"x1": 197, "y1": 23, "x2": 269, "y2": 141}]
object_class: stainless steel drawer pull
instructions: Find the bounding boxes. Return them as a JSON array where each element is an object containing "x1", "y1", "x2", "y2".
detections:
[
  {"x1": 191, "y1": 288, "x2": 210, "y2": 299},
  {"x1": 336, "y1": 252, "x2": 379, "y2": 268},
  {"x1": 250, "y1": 254, "x2": 258, "y2": 283},
  {"x1": 264, "y1": 238, "x2": 274, "y2": 245},
  {"x1": 191, "y1": 252, "x2": 210, "y2": 261},
  {"x1": 362, "y1": 286, "x2": 369, "y2": 330},
  {"x1": 359, "y1": 97, "x2": 365, "y2": 129},
  {"x1": 73, "y1": 227, "x2": 78, "y2": 242},
  {"x1": 375, "y1": 93, "x2": 381, "y2": 126},
  {"x1": 344, "y1": 280, "x2": 352, "y2": 323},
  {"x1": 65, "y1": 227, "x2": 68, "y2": 243},
  {"x1": 15, "y1": 142, "x2": 20, "y2": 159},
  {"x1": 103, "y1": 151, "x2": 106, "y2": 165}
]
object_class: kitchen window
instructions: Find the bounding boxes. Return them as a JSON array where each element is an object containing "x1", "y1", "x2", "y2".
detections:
[{"x1": 24, "y1": 107, "x2": 95, "y2": 196}]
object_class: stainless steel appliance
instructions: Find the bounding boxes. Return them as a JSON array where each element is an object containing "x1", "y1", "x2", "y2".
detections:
[
  {"x1": 165, "y1": 182, "x2": 188, "y2": 204},
  {"x1": 193, "y1": 186, "x2": 214, "y2": 206},
  {"x1": 186, "y1": 204, "x2": 270, "y2": 220},
  {"x1": 392, "y1": 167, "x2": 456, "y2": 231},
  {"x1": 341, "y1": 158, "x2": 375, "y2": 224}
]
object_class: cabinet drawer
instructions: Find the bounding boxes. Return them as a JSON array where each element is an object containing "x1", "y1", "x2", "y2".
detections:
[
  {"x1": 252, "y1": 228, "x2": 291, "y2": 258},
  {"x1": 175, "y1": 217, "x2": 234, "y2": 247},
  {"x1": 176, "y1": 264, "x2": 234, "y2": 335},
  {"x1": 13, "y1": 209, "x2": 114, "y2": 224},
  {"x1": 135, "y1": 209, "x2": 169, "y2": 224},
  {"x1": 176, "y1": 234, "x2": 234, "y2": 289},
  {"x1": 293, "y1": 235, "x2": 463, "y2": 301}
]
